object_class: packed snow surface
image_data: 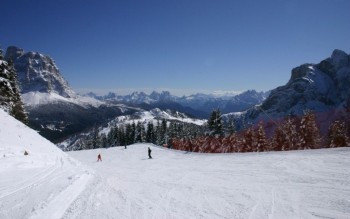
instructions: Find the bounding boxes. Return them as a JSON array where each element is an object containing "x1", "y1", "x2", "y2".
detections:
[{"x1": 1, "y1": 109, "x2": 350, "y2": 218}]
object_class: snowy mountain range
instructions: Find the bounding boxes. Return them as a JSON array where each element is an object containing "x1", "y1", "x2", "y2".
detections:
[
  {"x1": 5, "y1": 45, "x2": 349, "y2": 144},
  {"x1": 5, "y1": 46, "x2": 266, "y2": 142},
  {"x1": 86, "y1": 89, "x2": 268, "y2": 115}
]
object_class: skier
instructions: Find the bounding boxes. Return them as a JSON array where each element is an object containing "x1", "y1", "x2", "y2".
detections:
[
  {"x1": 97, "y1": 153, "x2": 102, "y2": 162},
  {"x1": 148, "y1": 147, "x2": 152, "y2": 159}
]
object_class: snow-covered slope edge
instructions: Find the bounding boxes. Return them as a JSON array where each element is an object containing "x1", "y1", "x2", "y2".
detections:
[{"x1": 0, "y1": 109, "x2": 93, "y2": 219}]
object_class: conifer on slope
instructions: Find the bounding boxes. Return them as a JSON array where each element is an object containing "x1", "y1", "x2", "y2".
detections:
[{"x1": 0, "y1": 49, "x2": 27, "y2": 123}]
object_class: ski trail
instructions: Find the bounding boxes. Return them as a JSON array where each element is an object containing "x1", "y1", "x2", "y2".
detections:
[
  {"x1": 0, "y1": 157, "x2": 61, "y2": 200},
  {"x1": 28, "y1": 172, "x2": 93, "y2": 219},
  {"x1": 150, "y1": 183, "x2": 176, "y2": 219},
  {"x1": 248, "y1": 200, "x2": 259, "y2": 219},
  {"x1": 268, "y1": 188, "x2": 275, "y2": 219},
  {"x1": 150, "y1": 170, "x2": 190, "y2": 219}
]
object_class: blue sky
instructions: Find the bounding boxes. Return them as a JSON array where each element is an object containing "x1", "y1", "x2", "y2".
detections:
[{"x1": 2, "y1": 0, "x2": 350, "y2": 96}]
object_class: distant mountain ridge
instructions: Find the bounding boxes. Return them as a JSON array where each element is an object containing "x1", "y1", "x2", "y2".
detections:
[
  {"x1": 5, "y1": 46, "x2": 267, "y2": 118},
  {"x1": 85, "y1": 89, "x2": 268, "y2": 116}
]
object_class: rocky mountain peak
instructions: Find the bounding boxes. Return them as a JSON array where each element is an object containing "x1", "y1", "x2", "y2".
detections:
[
  {"x1": 330, "y1": 49, "x2": 349, "y2": 68},
  {"x1": 289, "y1": 64, "x2": 313, "y2": 82},
  {"x1": 5, "y1": 46, "x2": 24, "y2": 61},
  {"x1": 5, "y1": 46, "x2": 75, "y2": 98}
]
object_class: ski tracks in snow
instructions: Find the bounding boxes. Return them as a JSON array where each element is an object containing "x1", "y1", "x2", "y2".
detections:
[
  {"x1": 29, "y1": 172, "x2": 92, "y2": 219},
  {"x1": 267, "y1": 188, "x2": 275, "y2": 219},
  {"x1": 150, "y1": 171, "x2": 189, "y2": 219},
  {"x1": 0, "y1": 153, "x2": 94, "y2": 219},
  {"x1": 0, "y1": 157, "x2": 61, "y2": 200}
]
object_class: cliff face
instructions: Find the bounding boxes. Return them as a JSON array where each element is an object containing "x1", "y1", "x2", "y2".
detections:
[
  {"x1": 5, "y1": 46, "x2": 75, "y2": 98},
  {"x1": 244, "y1": 49, "x2": 350, "y2": 125}
]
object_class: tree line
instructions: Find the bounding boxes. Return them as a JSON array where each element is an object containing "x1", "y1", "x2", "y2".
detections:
[
  {"x1": 71, "y1": 106, "x2": 350, "y2": 153},
  {"x1": 71, "y1": 119, "x2": 205, "y2": 150},
  {"x1": 172, "y1": 109, "x2": 350, "y2": 153}
]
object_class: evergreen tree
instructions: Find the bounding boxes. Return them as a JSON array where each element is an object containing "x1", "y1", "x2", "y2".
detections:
[
  {"x1": 131, "y1": 121, "x2": 136, "y2": 143},
  {"x1": 226, "y1": 115, "x2": 236, "y2": 135},
  {"x1": 125, "y1": 123, "x2": 133, "y2": 145},
  {"x1": 328, "y1": 120, "x2": 349, "y2": 148},
  {"x1": 168, "y1": 121, "x2": 176, "y2": 139},
  {"x1": 135, "y1": 121, "x2": 142, "y2": 142},
  {"x1": 0, "y1": 49, "x2": 27, "y2": 124},
  {"x1": 7, "y1": 60, "x2": 27, "y2": 123},
  {"x1": 176, "y1": 122, "x2": 184, "y2": 138},
  {"x1": 160, "y1": 119, "x2": 167, "y2": 144},
  {"x1": 242, "y1": 126, "x2": 254, "y2": 152},
  {"x1": 271, "y1": 126, "x2": 286, "y2": 151},
  {"x1": 155, "y1": 120, "x2": 162, "y2": 145},
  {"x1": 283, "y1": 117, "x2": 298, "y2": 150},
  {"x1": 100, "y1": 133, "x2": 108, "y2": 148},
  {"x1": 208, "y1": 109, "x2": 223, "y2": 136},
  {"x1": 118, "y1": 125, "x2": 126, "y2": 146},
  {"x1": 345, "y1": 98, "x2": 350, "y2": 138},
  {"x1": 111, "y1": 125, "x2": 119, "y2": 146},
  {"x1": 84, "y1": 127, "x2": 99, "y2": 149},
  {"x1": 256, "y1": 121, "x2": 268, "y2": 152},
  {"x1": 91, "y1": 127, "x2": 100, "y2": 149},
  {"x1": 140, "y1": 122, "x2": 146, "y2": 142},
  {"x1": 146, "y1": 122, "x2": 155, "y2": 143},
  {"x1": 298, "y1": 111, "x2": 321, "y2": 149}
]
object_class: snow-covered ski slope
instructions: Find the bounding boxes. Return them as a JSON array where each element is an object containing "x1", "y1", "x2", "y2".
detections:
[
  {"x1": 0, "y1": 109, "x2": 93, "y2": 219},
  {"x1": 1, "y1": 109, "x2": 350, "y2": 219}
]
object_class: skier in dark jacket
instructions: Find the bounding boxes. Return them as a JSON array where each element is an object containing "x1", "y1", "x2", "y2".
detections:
[
  {"x1": 148, "y1": 147, "x2": 152, "y2": 159},
  {"x1": 97, "y1": 153, "x2": 102, "y2": 162}
]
